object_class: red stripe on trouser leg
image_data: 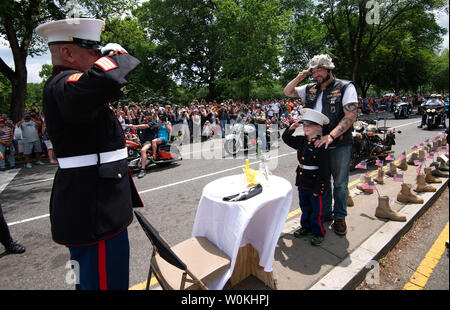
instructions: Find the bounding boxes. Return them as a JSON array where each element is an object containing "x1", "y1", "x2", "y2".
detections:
[
  {"x1": 98, "y1": 240, "x2": 108, "y2": 290},
  {"x1": 318, "y1": 196, "x2": 325, "y2": 236}
]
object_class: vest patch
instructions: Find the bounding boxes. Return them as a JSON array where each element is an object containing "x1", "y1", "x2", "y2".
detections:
[
  {"x1": 95, "y1": 57, "x2": 118, "y2": 72},
  {"x1": 66, "y1": 73, "x2": 83, "y2": 82}
]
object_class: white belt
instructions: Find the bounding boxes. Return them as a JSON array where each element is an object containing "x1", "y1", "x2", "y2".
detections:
[
  {"x1": 57, "y1": 147, "x2": 128, "y2": 169},
  {"x1": 299, "y1": 164, "x2": 319, "y2": 170}
]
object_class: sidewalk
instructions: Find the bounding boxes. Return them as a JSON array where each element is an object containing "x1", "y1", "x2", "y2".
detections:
[{"x1": 228, "y1": 149, "x2": 449, "y2": 290}]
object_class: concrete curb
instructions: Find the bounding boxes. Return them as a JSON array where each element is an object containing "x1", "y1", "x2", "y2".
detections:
[{"x1": 308, "y1": 177, "x2": 448, "y2": 290}]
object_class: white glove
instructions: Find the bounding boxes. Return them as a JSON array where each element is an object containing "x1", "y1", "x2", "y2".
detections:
[{"x1": 101, "y1": 43, "x2": 127, "y2": 56}]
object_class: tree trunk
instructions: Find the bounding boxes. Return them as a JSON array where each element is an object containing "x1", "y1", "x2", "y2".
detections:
[{"x1": 8, "y1": 59, "x2": 27, "y2": 123}]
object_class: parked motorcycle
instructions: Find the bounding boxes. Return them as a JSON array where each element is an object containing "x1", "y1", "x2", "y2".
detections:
[
  {"x1": 393, "y1": 102, "x2": 410, "y2": 119},
  {"x1": 224, "y1": 115, "x2": 279, "y2": 155},
  {"x1": 350, "y1": 120, "x2": 399, "y2": 171},
  {"x1": 422, "y1": 105, "x2": 445, "y2": 130},
  {"x1": 127, "y1": 140, "x2": 182, "y2": 171}
]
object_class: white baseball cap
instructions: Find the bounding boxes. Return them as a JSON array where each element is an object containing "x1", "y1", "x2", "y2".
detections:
[
  {"x1": 299, "y1": 108, "x2": 330, "y2": 126},
  {"x1": 35, "y1": 18, "x2": 105, "y2": 50}
]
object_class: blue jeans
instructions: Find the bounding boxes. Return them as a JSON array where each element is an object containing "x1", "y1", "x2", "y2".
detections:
[
  {"x1": 322, "y1": 144, "x2": 352, "y2": 220},
  {"x1": 0, "y1": 144, "x2": 15, "y2": 169}
]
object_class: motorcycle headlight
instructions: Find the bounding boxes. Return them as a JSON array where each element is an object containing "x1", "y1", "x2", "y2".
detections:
[
  {"x1": 431, "y1": 109, "x2": 436, "y2": 113},
  {"x1": 427, "y1": 109, "x2": 431, "y2": 112}
]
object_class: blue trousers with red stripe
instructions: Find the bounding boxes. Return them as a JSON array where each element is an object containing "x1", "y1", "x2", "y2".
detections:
[
  {"x1": 298, "y1": 189, "x2": 326, "y2": 237},
  {"x1": 67, "y1": 229, "x2": 129, "y2": 290}
]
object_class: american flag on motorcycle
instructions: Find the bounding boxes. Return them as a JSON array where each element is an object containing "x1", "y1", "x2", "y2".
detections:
[
  {"x1": 411, "y1": 145, "x2": 418, "y2": 150},
  {"x1": 375, "y1": 159, "x2": 383, "y2": 167},
  {"x1": 398, "y1": 152, "x2": 407, "y2": 160}
]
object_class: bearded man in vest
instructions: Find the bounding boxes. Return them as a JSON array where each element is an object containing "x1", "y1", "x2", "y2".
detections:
[{"x1": 283, "y1": 54, "x2": 358, "y2": 236}]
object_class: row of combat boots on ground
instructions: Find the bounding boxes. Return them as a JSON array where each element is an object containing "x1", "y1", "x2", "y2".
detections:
[{"x1": 350, "y1": 136, "x2": 448, "y2": 222}]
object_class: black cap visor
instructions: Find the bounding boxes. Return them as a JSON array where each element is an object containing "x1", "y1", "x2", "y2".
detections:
[{"x1": 48, "y1": 37, "x2": 102, "y2": 50}]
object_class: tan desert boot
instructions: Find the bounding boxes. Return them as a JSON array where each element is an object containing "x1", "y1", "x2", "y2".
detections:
[
  {"x1": 407, "y1": 152, "x2": 418, "y2": 165},
  {"x1": 414, "y1": 173, "x2": 436, "y2": 192},
  {"x1": 356, "y1": 175, "x2": 374, "y2": 194},
  {"x1": 432, "y1": 142, "x2": 439, "y2": 151},
  {"x1": 441, "y1": 137, "x2": 447, "y2": 146},
  {"x1": 386, "y1": 162, "x2": 397, "y2": 177},
  {"x1": 425, "y1": 167, "x2": 442, "y2": 183},
  {"x1": 374, "y1": 168, "x2": 385, "y2": 184},
  {"x1": 347, "y1": 194, "x2": 354, "y2": 207},
  {"x1": 397, "y1": 183, "x2": 424, "y2": 204},
  {"x1": 418, "y1": 150, "x2": 425, "y2": 161},
  {"x1": 375, "y1": 196, "x2": 406, "y2": 222},
  {"x1": 396, "y1": 158, "x2": 408, "y2": 171}
]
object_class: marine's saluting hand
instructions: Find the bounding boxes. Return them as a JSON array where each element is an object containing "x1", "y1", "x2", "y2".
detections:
[{"x1": 101, "y1": 43, "x2": 127, "y2": 56}]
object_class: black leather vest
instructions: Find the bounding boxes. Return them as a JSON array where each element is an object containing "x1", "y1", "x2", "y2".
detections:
[{"x1": 304, "y1": 78, "x2": 355, "y2": 147}]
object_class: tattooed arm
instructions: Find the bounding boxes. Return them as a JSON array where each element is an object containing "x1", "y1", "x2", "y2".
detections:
[
  {"x1": 330, "y1": 102, "x2": 358, "y2": 138},
  {"x1": 315, "y1": 102, "x2": 358, "y2": 149}
]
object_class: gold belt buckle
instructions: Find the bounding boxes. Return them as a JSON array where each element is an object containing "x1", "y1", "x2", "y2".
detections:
[{"x1": 299, "y1": 164, "x2": 303, "y2": 169}]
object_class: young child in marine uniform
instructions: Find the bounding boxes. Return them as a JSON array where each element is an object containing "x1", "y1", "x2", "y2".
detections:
[{"x1": 282, "y1": 108, "x2": 330, "y2": 246}]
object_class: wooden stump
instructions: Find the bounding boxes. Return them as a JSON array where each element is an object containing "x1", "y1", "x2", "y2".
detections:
[{"x1": 229, "y1": 244, "x2": 275, "y2": 288}]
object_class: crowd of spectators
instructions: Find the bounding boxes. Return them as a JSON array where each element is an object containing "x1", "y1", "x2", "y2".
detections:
[{"x1": 113, "y1": 98, "x2": 306, "y2": 145}]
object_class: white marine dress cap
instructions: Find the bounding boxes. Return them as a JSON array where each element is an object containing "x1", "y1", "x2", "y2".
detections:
[
  {"x1": 35, "y1": 18, "x2": 105, "y2": 50},
  {"x1": 300, "y1": 108, "x2": 330, "y2": 126}
]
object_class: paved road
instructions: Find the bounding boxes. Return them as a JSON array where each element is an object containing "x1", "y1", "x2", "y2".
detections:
[{"x1": 0, "y1": 113, "x2": 447, "y2": 289}]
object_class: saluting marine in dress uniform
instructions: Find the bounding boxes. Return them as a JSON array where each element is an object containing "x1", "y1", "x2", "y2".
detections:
[
  {"x1": 282, "y1": 109, "x2": 330, "y2": 246},
  {"x1": 36, "y1": 18, "x2": 143, "y2": 290}
]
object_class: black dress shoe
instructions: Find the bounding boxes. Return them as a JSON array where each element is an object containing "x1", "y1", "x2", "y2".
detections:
[{"x1": 6, "y1": 242, "x2": 26, "y2": 254}]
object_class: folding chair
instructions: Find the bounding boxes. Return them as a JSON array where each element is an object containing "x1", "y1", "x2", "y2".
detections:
[{"x1": 134, "y1": 211, "x2": 231, "y2": 290}]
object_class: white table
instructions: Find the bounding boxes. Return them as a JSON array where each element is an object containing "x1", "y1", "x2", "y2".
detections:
[{"x1": 192, "y1": 174, "x2": 293, "y2": 289}]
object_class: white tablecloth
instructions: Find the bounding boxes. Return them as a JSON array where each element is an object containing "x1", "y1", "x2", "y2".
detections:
[{"x1": 192, "y1": 174, "x2": 293, "y2": 289}]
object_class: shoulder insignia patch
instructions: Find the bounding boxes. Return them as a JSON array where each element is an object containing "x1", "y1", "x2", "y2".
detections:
[
  {"x1": 95, "y1": 57, "x2": 118, "y2": 72},
  {"x1": 66, "y1": 73, "x2": 83, "y2": 82}
]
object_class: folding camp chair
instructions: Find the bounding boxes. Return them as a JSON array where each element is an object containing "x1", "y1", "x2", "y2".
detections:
[{"x1": 134, "y1": 211, "x2": 231, "y2": 290}]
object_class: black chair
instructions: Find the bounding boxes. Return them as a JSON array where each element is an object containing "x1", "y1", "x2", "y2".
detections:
[{"x1": 134, "y1": 211, "x2": 231, "y2": 290}]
